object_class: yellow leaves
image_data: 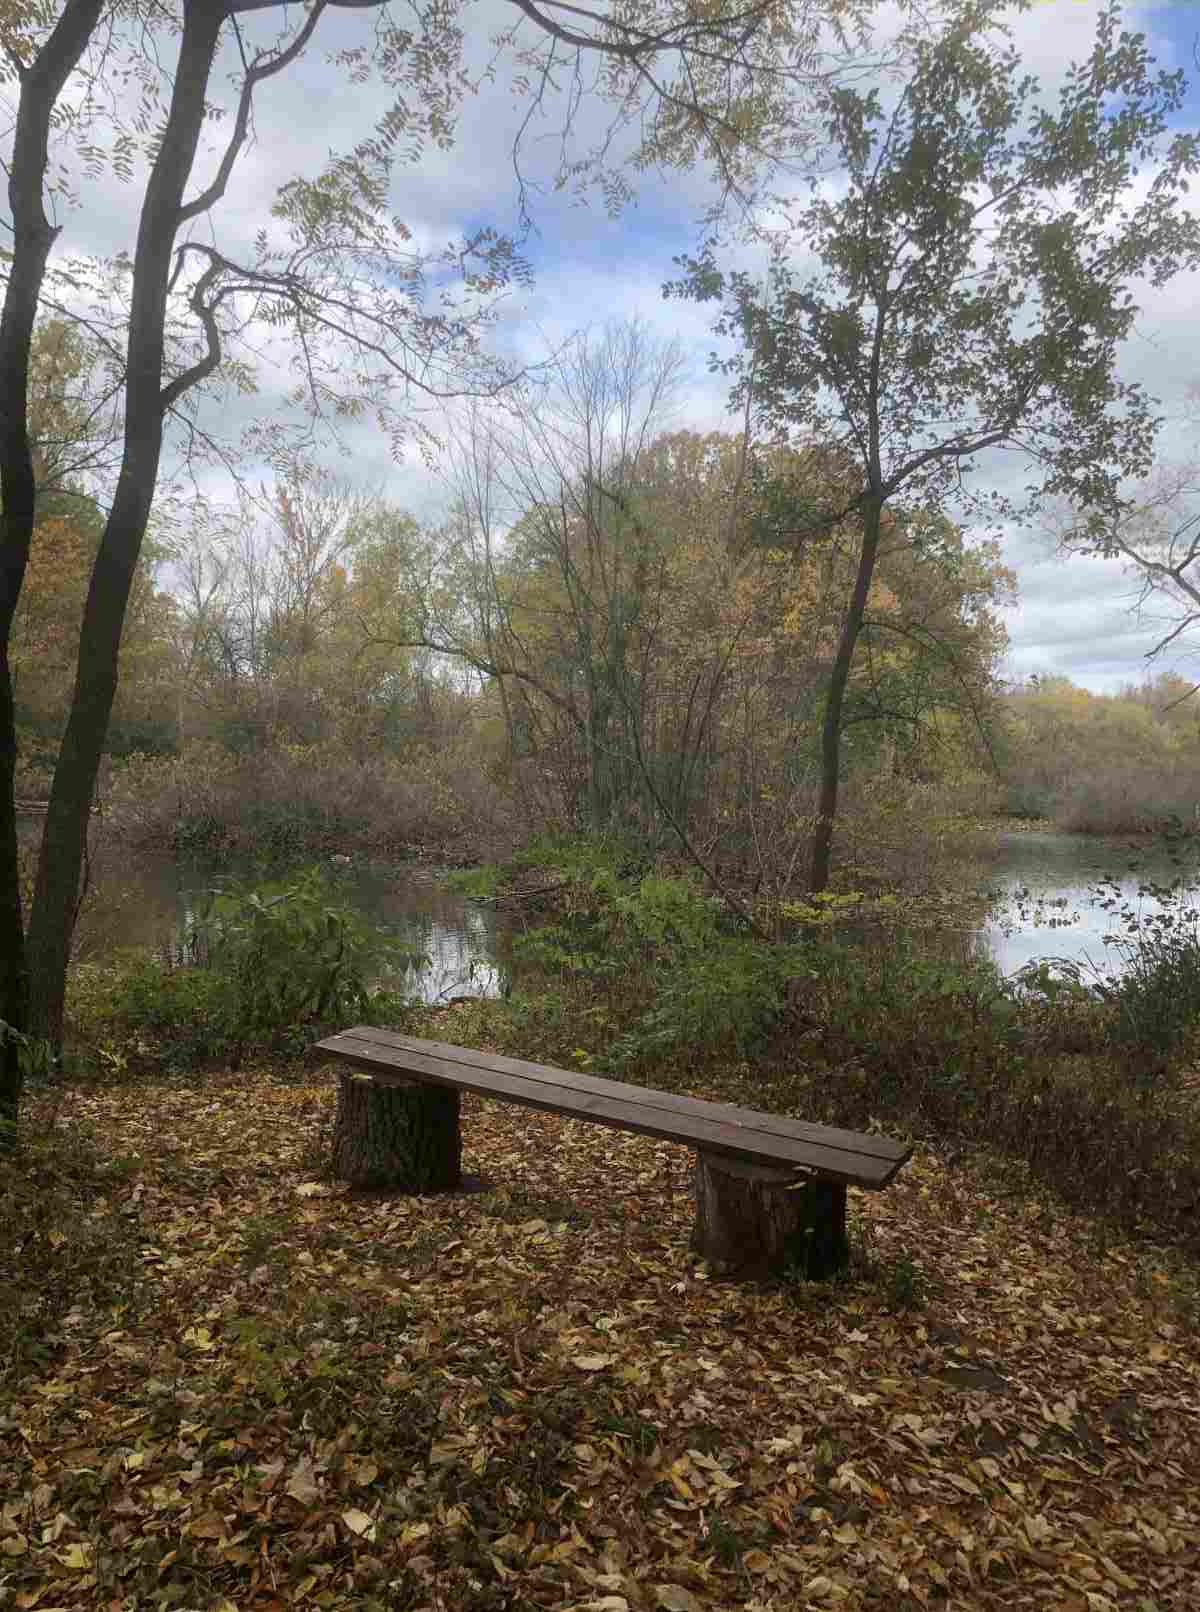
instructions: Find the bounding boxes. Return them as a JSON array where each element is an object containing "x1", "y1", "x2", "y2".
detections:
[
  {"x1": 186, "y1": 1511, "x2": 228, "y2": 1540},
  {"x1": 55, "y1": 1541, "x2": 93, "y2": 1570},
  {"x1": 653, "y1": 1587, "x2": 703, "y2": 1612},
  {"x1": 341, "y1": 1506, "x2": 376, "y2": 1539},
  {"x1": 285, "y1": 1456, "x2": 322, "y2": 1505},
  {"x1": 665, "y1": 1458, "x2": 695, "y2": 1501},
  {"x1": 8, "y1": 1074, "x2": 1200, "y2": 1612}
]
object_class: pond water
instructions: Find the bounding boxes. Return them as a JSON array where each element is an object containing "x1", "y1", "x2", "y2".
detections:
[
  {"x1": 24, "y1": 815, "x2": 1200, "y2": 997},
  {"x1": 39, "y1": 831, "x2": 517, "y2": 1004},
  {"x1": 977, "y1": 828, "x2": 1200, "y2": 982}
]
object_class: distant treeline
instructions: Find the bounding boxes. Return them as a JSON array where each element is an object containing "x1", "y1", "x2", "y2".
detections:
[{"x1": 1000, "y1": 672, "x2": 1200, "y2": 834}]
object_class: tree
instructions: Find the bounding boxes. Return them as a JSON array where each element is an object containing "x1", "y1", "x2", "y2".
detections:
[
  {"x1": 10, "y1": 500, "x2": 174, "y2": 766},
  {"x1": 667, "y1": 0, "x2": 1200, "y2": 891},
  {"x1": 850, "y1": 508, "x2": 1013, "y2": 785},
  {"x1": 0, "y1": 0, "x2": 891, "y2": 1146},
  {"x1": 169, "y1": 474, "x2": 439, "y2": 754},
  {"x1": 478, "y1": 320, "x2": 691, "y2": 834},
  {"x1": 412, "y1": 347, "x2": 1009, "y2": 899}
]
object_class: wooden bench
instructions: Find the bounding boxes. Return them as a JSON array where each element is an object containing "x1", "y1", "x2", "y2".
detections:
[{"x1": 315, "y1": 1026, "x2": 912, "y2": 1280}]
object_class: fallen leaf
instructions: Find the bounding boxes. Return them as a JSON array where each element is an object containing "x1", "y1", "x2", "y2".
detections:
[
  {"x1": 286, "y1": 1458, "x2": 321, "y2": 1505},
  {"x1": 655, "y1": 1587, "x2": 703, "y2": 1612},
  {"x1": 342, "y1": 1508, "x2": 376, "y2": 1540},
  {"x1": 187, "y1": 1512, "x2": 227, "y2": 1539}
]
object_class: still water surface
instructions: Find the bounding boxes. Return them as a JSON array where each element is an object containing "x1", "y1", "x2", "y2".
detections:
[
  {"x1": 978, "y1": 828, "x2": 1200, "y2": 980},
  {"x1": 27, "y1": 819, "x2": 1200, "y2": 994},
  {"x1": 57, "y1": 843, "x2": 516, "y2": 1003}
]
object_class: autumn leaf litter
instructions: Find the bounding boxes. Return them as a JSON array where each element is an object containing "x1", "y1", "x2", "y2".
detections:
[{"x1": 2, "y1": 1058, "x2": 1198, "y2": 1612}]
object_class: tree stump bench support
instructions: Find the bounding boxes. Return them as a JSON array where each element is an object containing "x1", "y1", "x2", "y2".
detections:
[{"x1": 315, "y1": 1027, "x2": 911, "y2": 1280}]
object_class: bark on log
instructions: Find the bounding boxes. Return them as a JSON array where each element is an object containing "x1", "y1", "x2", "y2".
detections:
[
  {"x1": 332, "y1": 1073, "x2": 462, "y2": 1191},
  {"x1": 691, "y1": 1152, "x2": 848, "y2": 1279}
]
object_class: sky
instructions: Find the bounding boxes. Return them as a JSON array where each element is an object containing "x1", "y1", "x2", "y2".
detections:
[{"x1": 15, "y1": 0, "x2": 1200, "y2": 695}]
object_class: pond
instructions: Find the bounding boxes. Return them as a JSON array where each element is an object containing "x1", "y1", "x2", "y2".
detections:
[
  {"x1": 977, "y1": 827, "x2": 1200, "y2": 982},
  {"x1": 25, "y1": 816, "x2": 1200, "y2": 999},
  {"x1": 44, "y1": 834, "x2": 518, "y2": 1004}
]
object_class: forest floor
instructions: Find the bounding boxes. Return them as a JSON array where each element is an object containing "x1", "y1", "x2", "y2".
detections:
[{"x1": 3, "y1": 1039, "x2": 1199, "y2": 1612}]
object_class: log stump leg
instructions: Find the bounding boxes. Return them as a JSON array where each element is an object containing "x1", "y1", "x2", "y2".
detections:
[
  {"x1": 691, "y1": 1152, "x2": 848, "y2": 1280},
  {"x1": 331, "y1": 1073, "x2": 462, "y2": 1191}
]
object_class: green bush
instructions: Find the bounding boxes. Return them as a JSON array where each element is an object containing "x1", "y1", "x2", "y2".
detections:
[
  {"x1": 1091, "y1": 864, "x2": 1200, "y2": 1062},
  {"x1": 608, "y1": 937, "x2": 801, "y2": 1068},
  {"x1": 103, "y1": 957, "x2": 238, "y2": 1068},
  {"x1": 199, "y1": 864, "x2": 425, "y2": 1041},
  {"x1": 93, "y1": 865, "x2": 426, "y2": 1068},
  {"x1": 493, "y1": 834, "x2": 799, "y2": 1070},
  {"x1": 1020, "y1": 847, "x2": 1200, "y2": 1068}
]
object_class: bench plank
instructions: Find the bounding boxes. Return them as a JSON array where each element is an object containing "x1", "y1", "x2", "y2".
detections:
[{"x1": 317, "y1": 1027, "x2": 911, "y2": 1189}]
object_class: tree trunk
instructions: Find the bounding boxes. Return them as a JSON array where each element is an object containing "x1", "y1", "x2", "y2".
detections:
[
  {"x1": 24, "y1": 0, "x2": 226, "y2": 1053},
  {"x1": 0, "y1": 650, "x2": 25, "y2": 1154},
  {"x1": 691, "y1": 1152, "x2": 848, "y2": 1279},
  {"x1": 332, "y1": 1073, "x2": 462, "y2": 1190},
  {"x1": 809, "y1": 495, "x2": 885, "y2": 894},
  {"x1": 0, "y1": 0, "x2": 109, "y2": 1148}
]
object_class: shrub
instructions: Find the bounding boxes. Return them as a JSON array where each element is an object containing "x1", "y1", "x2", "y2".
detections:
[
  {"x1": 1053, "y1": 765, "x2": 1200, "y2": 835},
  {"x1": 999, "y1": 760, "x2": 1200, "y2": 834},
  {"x1": 89, "y1": 865, "x2": 426, "y2": 1069},
  {"x1": 105, "y1": 738, "x2": 522, "y2": 861},
  {"x1": 485, "y1": 834, "x2": 804, "y2": 1072},
  {"x1": 837, "y1": 770, "x2": 996, "y2": 892},
  {"x1": 197, "y1": 864, "x2": 423, "y2": 1039},
  {"x1": 101, "y1": 957, "x2": 237, "y2": 1069},
  {"x1": 1080, "y1": 857, "x2": 1200, "y2": 1064}
]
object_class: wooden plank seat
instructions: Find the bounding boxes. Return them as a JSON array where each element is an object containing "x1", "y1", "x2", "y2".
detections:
[{"x1": 315, "y1": 1025, "x2": 912, "y2": 1280}]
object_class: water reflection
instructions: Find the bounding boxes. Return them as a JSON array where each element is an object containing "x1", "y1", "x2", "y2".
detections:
[
  {"x1": 979, "y1": 828, "x2": 1200, "y2": 980},
  {"x1": 55, "y1": 837, "x2": 514, "y2": 1004},
  {"x1": 30, "y1": 810, "x2": 1200, "y2": 996},
  {"x1": 338, "y1": 864, "x2": 510, "y2": 1002}
]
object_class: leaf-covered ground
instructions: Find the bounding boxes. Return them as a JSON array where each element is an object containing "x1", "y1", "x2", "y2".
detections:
[{"x1": 3, "y1": 1049, "x2": 1199, "y2": 1612}]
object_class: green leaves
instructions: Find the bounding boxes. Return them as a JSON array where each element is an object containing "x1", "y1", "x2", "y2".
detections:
[
  {"x1": 197, "y1": 865, "x2": 425, "y2": 1040},
  {"x1": 675, "y1": 0, "x2": 1200, "y2": 526},
  {"x1": 100, "y1": 865, "x2": 427, "y2": 1068}
]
